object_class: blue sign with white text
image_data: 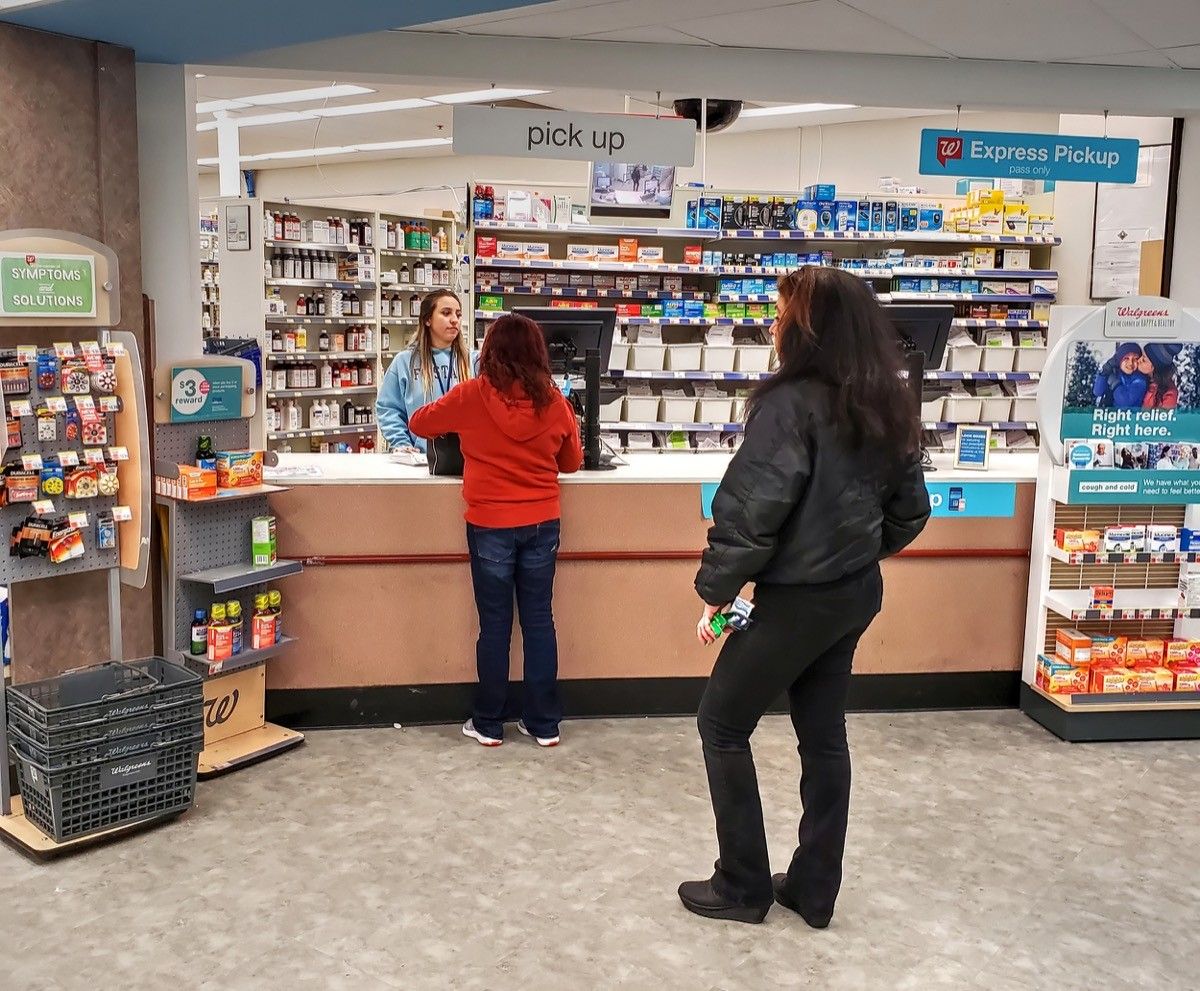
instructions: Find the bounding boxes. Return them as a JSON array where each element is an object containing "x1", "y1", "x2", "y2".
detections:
[
  {"x1": 919, "y1": 129, "x2": 1139, "y2": 184},
  {"x1": 955, "y1": 428, "x2": 990, "y2": 469}
]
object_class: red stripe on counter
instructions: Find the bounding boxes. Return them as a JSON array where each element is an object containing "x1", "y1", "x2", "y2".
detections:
[{"x1": 294, "y1": 547, "x2": 1029, "y2": 566}]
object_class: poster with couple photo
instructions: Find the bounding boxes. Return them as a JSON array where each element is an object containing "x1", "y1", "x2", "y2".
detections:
[{"x1": 1062, "y1": 340, "x2": 1200, "y2": 443}]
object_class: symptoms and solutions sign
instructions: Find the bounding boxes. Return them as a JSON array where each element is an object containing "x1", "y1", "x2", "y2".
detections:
[
  {"x1": 453, "y1": 105, "x2": 696, "y2": 166},
  {"x1": 919, "y1": 129, "x2": 1139, "y2": 184},
  {"x1": 0, "y1": 252, "x2": 96, "y2": 318}
]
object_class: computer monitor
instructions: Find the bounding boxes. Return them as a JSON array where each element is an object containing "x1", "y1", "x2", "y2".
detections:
[
  {"x1": 513, "y1": 307, "x2": 619, "y2": 471},
  {"x1": 882, "y1": 303, "x2": 955, "y2": 471},
  {"x1": 512, "y1": 307, "x2": 616, "y2": 375}
]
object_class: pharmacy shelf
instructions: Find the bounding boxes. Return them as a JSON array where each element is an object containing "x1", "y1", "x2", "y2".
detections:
[
  {"x1": 1028, "y1": 684, "x2": 1200, "y2": 713},
  {"x1": 380, "y1": 283, "x2": 446, "y2": 293},
  {"x1": 475, "y1": 311, "x2": 773, "y2": 327},
  {"x1": 606, "y1": 421, "x2": 746, "y2": 432},
  {"x1": 265, "y1": 239, "x2": 364, "y2": 253},
  {"x1": 924, "y1": 421, "x2": 1038, "y2": 431},
  {"x1": 1047, "y1": 545, "x2": 1200, "y2": 565},
  {"x1": 475, "y1": 285, "x2": 710, "y2": 301},
  {"x1": 180, "y1": 559, "x2": 303, "y2": 595},
  {"x1": 381, "y1": 317, "x2": 420, "y2": 325},
  {"x1": 925, "y1": 370, "x2": 1040, "y2": 382},
  {"x1": 265, "y1": 278, "x2": 376, "y2": 291},
  {"x1": 266, "y1": 386, "x2": 377, "y2": 399},
  {"x1": 265, "y1": 316, "x2": 367, "y2": 326},
  {"x1": 1043, "y1": 587, "x2": 1200, "y2": 622},
  {"x1": 474, "y1": 220, "x2": 701, "y2": 239},
  {"x1": 379, "y1": 249, "x2": 456, "y2": 260},
  {"x1": 266, "y1": 351, "x2": 375, "y2": 362},
  {"x1": 179, "y1": 636, "x2": 297, "y2": 679},
  {"x1": 267, "y1": 423, "x2": 376, "y2": 441},
  {"x1": 155, "y1": 482, "x2": 288, "y2": 504},
  {"x1": 718, "y1": 230, "x2": 1061, "y2": 245},
  {"x1": 890, "y1": 292, "x2": 1052, "y2": 303},
  {"x1": 954, "y1": 319, "x2": 1048, "y2": 329},
  {"x1": 475, "y1": 257, "x2": 721, "y2": 275},
  {"x1": 607, "y1": 369, "x2": 773, "y2": 382},
  {"x1": 717, "y1": 294, "x2": 777, "y2": 303},
  {"x1": 891, "y1": 267, "x2": 1057, "y2": 279}
]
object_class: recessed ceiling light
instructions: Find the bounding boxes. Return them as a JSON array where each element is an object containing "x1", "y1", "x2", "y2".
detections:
[
  {"x1": 196, "y1": 137, "x2": 451, "y2": 166},
  {"x1": 196, "y1": 84, "x2": 375, "y2": 115},
  {"x1": 194, "y1": 73, "x2": 206, "y2": 79},
  {"x1": 426, "y1": 88, "x2": 550, "y2": 105},
  {"x1": 739, "y1": 103, "x2": 858, "y2": 118}
]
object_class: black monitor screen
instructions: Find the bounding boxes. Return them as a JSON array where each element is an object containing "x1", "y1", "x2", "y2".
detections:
[
  {"x1": 512, "y1": 307, "x2": 617, "y2": 375},
  {"x1": 882, "y1": 303, "x2": 954, "y2": 371}
]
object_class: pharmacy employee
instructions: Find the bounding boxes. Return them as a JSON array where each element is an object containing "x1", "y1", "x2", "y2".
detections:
[{"x1": 377, "y1": 290, "x2": 478, "y2": 452}]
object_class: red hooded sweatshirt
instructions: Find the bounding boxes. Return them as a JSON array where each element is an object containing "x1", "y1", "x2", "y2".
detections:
[{"x1": 409, "y1": 376, "x2": 583, "y2": 528}]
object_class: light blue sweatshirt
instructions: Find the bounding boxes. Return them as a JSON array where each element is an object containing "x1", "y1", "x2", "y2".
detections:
[{"x1": 376, "y1": 347, "x2": 480, "y2": 451}]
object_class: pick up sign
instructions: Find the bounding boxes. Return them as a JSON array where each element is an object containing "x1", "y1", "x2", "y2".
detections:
[
  {"x1": 453, "y1": 105, "x2": 696, "y2": 166},
  {"x1": 920, "y1": 129, "x2": 1139, "y2": 184}
]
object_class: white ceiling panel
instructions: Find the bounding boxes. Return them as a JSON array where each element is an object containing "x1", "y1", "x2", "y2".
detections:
[
  {"x1": 578, "y1": 25, "x2": 711, "y2": 45},
  {"x1": 840, "y1": 0, "x2": 1149, "y2": 62},
  {"x1": 1064, "y1": 49, "x2": 1179, "y2": 68},
  {"x1": 679, "y1": 1, "x2": 947, "y2": 57},
  {"x1": 1162, "y1": 44, "x2": 1200, "y2": 68},
  {"x1": 429, "y1": 0, "x2": 809, "y2": 40},
  {"x1": 1088, "y1": 0, "x2": 1200, "y2": 50}
]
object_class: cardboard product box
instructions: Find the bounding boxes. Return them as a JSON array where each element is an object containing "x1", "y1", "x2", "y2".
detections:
[
  {"x1": 977, "y1": 204, "x2": 1004, "y2": 235},
  {"x1": 884, "y1": 201, "x2": 899, "y2": 232},
  {"x1": 1091, "y1": 636, "x2": 1127, "y2": 668},
  {"x1": 594, "y1": 244, "x2": 620, "y2": 262},
  {"x1": 567, "y1": 243, "x2": 596, "y2": 262},
  {"x1": 618, "y1": 238, "x2": 639, "y2": 262},
  {"x1": 524, "y1": 242, "x2": 550, "y2": 260},
  {"x1": 1165, "y1": 640, "x2": 1200, "y2": 666},
  {"x1": 794, "y1": 201, "x2": 819, "y2": 233},
  {"x1": 174, "y1": 464, "x2": 217, "y2": 500},
  {"x1": 615, "y1": 275, "x2": 639, "y2": 294},
  {"x1": 592, "y1": 274, "x2": 617, "y2": 290},
  {"x1": 216, "y1": 450, "x2": 264, "y2": 489},
  {"x1": 568, "y1": 273, "x2": 592, "y2": 287},
  {"x1": 1103, "y1": 523, "x2": 1145, "y2": 552},
  {"x1": 637, "y1": 274, "x2": 661, "y2": 291},
  {"x1": 918, "y1": 207, "x2": 944, "y2": 232},
  {"x1": 496, "y1": 240, "x2": 525, "y2": 259},
  {"x1": 857, "y1": 201, "x2": 873, "y2": 232},
  {"x1": 1055, "y1": 528, "x2": 1102, "y2": 553},
  {"x1": 1033, "y1": 301, "x2": 1052, "y2": 322},
  {"x1": 899, "y1": 205, "x2": 920, "y2": 232},
  {"x1": 498, "y1": 271, "x2": 523, "y2": 285},
  {"x1": 1004, "y1": 203, "x2": 1031, "y2": 235},
  {"x1": 1037, "y1": 656, "x2": 1090, "y2": 695},
  {"x1": 1147, "y1": 525, "x2": 1179, "y2": 553},
  {"x1": 1055, "y1": 628, "x2": 1093, "y2": 666},
  {"x1": 638, "y1": 246, "x2": 665, "y2": 264},
  {"x1": 698, "y1": 197, "x2": 722, "y2": 230},
  {"x1": 869, "y1": 201, "x2": 885, "y2": 232},
  {"x1": 1033, "y1": 278, "x2": 1058, "y2": 297},
  {"x1": 683, "y1": 245, "x2": 704, "y2": 265},
  {"x1": 1089, "y1": 584, "x2": 1115, "y2": 609},
  {"x1": 544, "y1": 271, "x2": 570, "y2": 287},
  {"x1": 1173, "y1": 666, "x2": 1200, "y2": 691},
  {"x1": 475, "y1": 235, "x2": 497, "y2": 258},
  {"x1": 1125, "y1": 639, "x2": 1166, "y2": 668},
  {"x1": 804, "y1": 184, "x2": 836, "y2": 201},
  {"x1": 835, "y1": 201, "x2": 858, "y2": 232},
  {"x1": 251, "y1": 515, "x2": 277, "y2": 568},
  {"x1": 477, "y1": 294, "x2": 504, "y2": 312},
  {"x1": 662, "y1": 275, "x2": 684, "y2": 292},
  {"x1": 1001, "y1": 248, "x2": 1032, "y2": 270},
  {"x1": 973, "y1": 247, "x2": 997, "y2": 269}
]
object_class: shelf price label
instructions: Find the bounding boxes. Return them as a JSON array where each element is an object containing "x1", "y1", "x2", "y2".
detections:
[
  {"x1": 112, "y1": 505, "x2": 132, "y2": 522},
  {"x1": 53, "y1": 342, "x2": 76, "y2": 359},
  {"x1": 58, "y1": 450, "x2": 80, "y2": 467},
  {"x1": 98, "y1": 396, "x2": 120, "y2": 412},
  {"x1": 83, "y1": 447, "x2": 106, "y2": 465},
  {"x1": 74, "y1": 395, "x2": 95, "y2": 411},
  {"x1": 68, "y1": 511, "x2": 89, "y2": 528},
  {"x1": 16, "y1": 345, "x2": 36, "y2": 364},
  {"x1": 8, "y1": 399, "x2": 32, "y2": 418},
  {"x1": 32, "y1": 500, "x2": 55, "y2": 516},
  {"x1": 107, "y1": 446, "x2": 129, "y2": 461},
  {"x1": 21, "y1": 454, "x2": 43, "y2": 470}
]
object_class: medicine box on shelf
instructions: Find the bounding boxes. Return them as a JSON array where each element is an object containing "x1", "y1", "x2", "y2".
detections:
[
  {"x1": 664, "y1": 344, "x2": 703, "y2": 370},
  {"x1": 701, "y1": 346, "x2": 737, "y2": 372}
]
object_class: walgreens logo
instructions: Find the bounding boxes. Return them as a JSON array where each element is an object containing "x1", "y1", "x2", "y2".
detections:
[{"x1": 1116, "y1": 306, "x2": 1171, "y2": 319}]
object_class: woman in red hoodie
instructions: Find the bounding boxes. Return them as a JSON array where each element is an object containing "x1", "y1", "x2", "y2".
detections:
[{"x1": 410, "y1": 314, "x2": 583, "y2": 747}]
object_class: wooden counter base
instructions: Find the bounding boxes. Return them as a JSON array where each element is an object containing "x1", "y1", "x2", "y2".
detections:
[{"x1": 266, "y1": 480, "x2": 1033, "y2": 721}]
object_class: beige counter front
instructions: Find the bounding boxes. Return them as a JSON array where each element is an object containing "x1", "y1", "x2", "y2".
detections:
[{"x1": 263, "y1": 452, "x2": 1037, "y2": 726}]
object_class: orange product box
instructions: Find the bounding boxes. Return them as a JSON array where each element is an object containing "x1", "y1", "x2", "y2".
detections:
[
  {"x1": 1124, "y1": 639, "x2": 1165, "y2": 668},
  {"x1": 1037, "y1": 656, "x2": 1089, "y2": 695},
  {"x1": 1055, "y1": 628, "x2": 1092, "y2": 666},
  {"x1": 1165, "y1": 639, "x2": 1200, "y2": 666},
  {"x1": 1093, "y1": 667, "x2": 1173, "y2": 693},
  {"x1": 1091, "y1": 636, "x2": 1126, "y2": 668},
  {"x1": 618, "y1": 237, "x2": 639, "y2": 262},
  {"x1": 1089, "y1": 584, "x2": 1115, "y2": 608},
  {"x1": 215, "y1": 450, "x2": 264, "y2": 489},
  {"x1": 1172, "y1": 666, "x2": 1200, "y2": 692},
  {"x1": 177, "y1": 464, "x2": 217, "y2": 500},
  {"x1": 207, "y1": 623, "x2": 233, "y2": 662},
  {"x1": 615, "y1": 304, "x2": 642, "y2": 318},
  {"x1": 1054, "y1": 528, "x2": 1102, "y2": 553}
]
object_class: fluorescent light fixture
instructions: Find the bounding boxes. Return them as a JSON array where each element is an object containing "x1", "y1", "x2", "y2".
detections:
[
  {"x1": 197, "y1": 137, "x2": 451, "y2": 166},
  {"x1": 197, "y1": 111, "x2": 311, "y2": 132},
  {"x1": 739, "y1": 102, "x2": 858, "y2": 118},
  {"x1": 426, "y1": 87, "x2": 549, "y2": 104},
  {"x1": 196, "y1": 97, "x2": 436, "y2": 132},
  {"x1": 196, "y1": 84, "x2": 374, "y2": 115}
]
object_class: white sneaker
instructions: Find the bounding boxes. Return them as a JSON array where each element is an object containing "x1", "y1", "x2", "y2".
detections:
[
  {"x1": 462, "y1": 719, "x2": 502, "y2": 746},
  {"x1": 517, "y1": 720, "x2": 560, "y2": 747}
]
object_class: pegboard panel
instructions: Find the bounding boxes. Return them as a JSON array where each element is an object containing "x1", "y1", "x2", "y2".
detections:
[
  {"x1": 1052, "y1": 504, "x2": 1186, "y2": 529},
  {"x1": 1050, "y1": 560, "x2": 1183, "y2": 590},
  {"x1": 170, "y1": 492, "x2": 272, "y2": 652},
  {"x1": 155, "y1": 418, "x2": 250, "y2": 468},
  {"x1": 0, "y1": 345, "x2": 126, "y2": 584}
]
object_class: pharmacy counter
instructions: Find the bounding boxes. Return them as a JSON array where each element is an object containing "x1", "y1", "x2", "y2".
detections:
[{"x1": 263, "y1": 451, "x2": 1038, "y2": 727}]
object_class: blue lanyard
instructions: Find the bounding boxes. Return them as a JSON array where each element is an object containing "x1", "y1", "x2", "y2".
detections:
[{"x1": 434, "y1": 359, "x2": 455, "y2": 396}]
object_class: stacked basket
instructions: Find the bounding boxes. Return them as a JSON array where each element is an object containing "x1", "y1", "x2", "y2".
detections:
[{"x1": 6, "y1": 658, "x2": 203, "y2": 842}]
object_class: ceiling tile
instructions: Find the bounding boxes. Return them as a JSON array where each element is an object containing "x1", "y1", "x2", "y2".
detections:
[
  {"x1": 1088, "y1": 0, "x2": 1200, "y2": 50},
  {"x1": 1063, "y1": 49, "x2": 1179, "y2": 68},
  {"x1": 1161, "y1": 44, "x2": 1200, "y2": 68},
  {"x1": 841, "y1": 0, "x2": 1151, "y2": 62},
  {"x1": 680, "y1": 0, "x2": 947, "y2": 56},
  {"x1": 579, "y1": 25, "x2": 711, "y2": 45}
]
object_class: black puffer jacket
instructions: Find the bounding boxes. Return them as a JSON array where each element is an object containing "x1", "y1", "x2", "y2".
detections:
[{"x1": 695, "y1": 379, "x2": 931, "y2": 606}]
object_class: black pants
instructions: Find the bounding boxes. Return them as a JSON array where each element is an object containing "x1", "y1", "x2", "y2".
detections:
[{"x1": 696, "y1": 564, "x2": 883, "y2": 914}]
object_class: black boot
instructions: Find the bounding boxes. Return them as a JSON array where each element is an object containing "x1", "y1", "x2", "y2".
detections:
[
  {"x1": 677, "y1": 880, "x2": 770, "y2": 924},
  {"x1": 771, "y1": 874, "x2": 832, "y2": 929}
]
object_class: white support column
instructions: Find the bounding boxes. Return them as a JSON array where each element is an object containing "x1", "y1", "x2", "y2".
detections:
[
  {"x1": 135, "y1": 63, "x2": 202, "y2": 365},
  {"x1": 1171, "y1": 117, "x2": 1200, "y2": 306},
  {"x1": 215, "y1": 115, "x2": 242, "y2": 198}
]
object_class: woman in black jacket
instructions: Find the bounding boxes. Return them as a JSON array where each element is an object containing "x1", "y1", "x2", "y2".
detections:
[{"x1": 678, "y1": 266, "x2": 931, "y2": 926}]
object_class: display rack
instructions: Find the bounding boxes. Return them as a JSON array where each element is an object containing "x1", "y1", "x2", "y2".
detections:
[
  {"x1": 153, "y1": 357, "x2": 303, "y2": 776},
  {"x1": 209, "y1": 197, "x2": 462, "y2": 456},
  {"x1": 469, "y1": 188, "x2": 1058, "y2": 454},
  {"x1": 0, "y1": 229, "x2": 153, "y2": 857},
  {"x1": 1021, "y1": 297, "x2": 1200, "y2": 742},
  {"x1": 200, "y1": 213, "x2": 220, "y2": 339}
]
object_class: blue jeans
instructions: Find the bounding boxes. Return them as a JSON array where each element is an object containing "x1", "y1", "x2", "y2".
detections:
[{"x1": 466, "y1": 519, "x2": 562, "y2": 740}]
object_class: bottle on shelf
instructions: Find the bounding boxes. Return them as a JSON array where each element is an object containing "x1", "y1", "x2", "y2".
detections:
[
  {"x1": 273, "y1": 211, "x2": 284, "y2": 240},
  {"x1": 269, "y1": 589, "x2": 283, "y2": 643},
  {"x1": 409, "y1": 293, "x2": 420, "y2": 317},
  {"x1": 227, "y1": 600, "x2": 244, "y2": 656},
  {"x1": 316, "y1": 293, "x2": 327, "y2": 317},
  {"x1": 321, "y1": 362, "x2": 333, "y2": 389},
  {"x1": 252, "y1": 594, "x2": 275, "y2": 651},
  {"x1": 190, "y1": 609, "x2": 208, "y2": 656},
  {"x1": 342, "y1": 400, "x2": 354, "y2": 425},
  {"x1": 381, "y1": 326, "x2": 390, "y2": 353},
  {"x1": 318, "y1": 327, "x2": 330, "y2": 352}
]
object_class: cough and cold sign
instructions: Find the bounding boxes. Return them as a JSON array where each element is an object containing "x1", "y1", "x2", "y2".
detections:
[
  {"x1": 453, "y1": 105, "x2": 696, "y2": 166},
  {"x1": 919, "y1": 128, "x2": 1139, "y2": 183}
]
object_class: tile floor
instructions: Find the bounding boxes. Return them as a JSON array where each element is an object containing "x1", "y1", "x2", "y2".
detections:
[{"x1": 1, "y1": 710, "x2": 1197, "y2": 990}]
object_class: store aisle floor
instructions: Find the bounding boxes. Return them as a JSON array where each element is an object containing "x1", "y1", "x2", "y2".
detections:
[{"x1": 3, "y1": 710, "x2": 1196, "y2": 990}]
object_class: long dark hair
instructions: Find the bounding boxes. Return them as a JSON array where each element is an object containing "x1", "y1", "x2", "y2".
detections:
[
  {"x1": 412, "y1": 290, "x2": 471, "y2": 396},
  {"x1": 480, "y1": 314, "x2": 558, "y2": 410},
  {"x1": 750, "y1": 266, "x2": 919, "y2": 453}
]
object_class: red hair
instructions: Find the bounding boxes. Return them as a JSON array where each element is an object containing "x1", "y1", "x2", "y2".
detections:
[{"x1": 480, "y1": 314, "x2": 558, "y2": 409}]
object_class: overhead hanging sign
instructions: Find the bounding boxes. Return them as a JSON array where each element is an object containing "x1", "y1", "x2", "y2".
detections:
[
  {"x1": 169, "y1": 364, "x2": 244, "y2": 423},
  {"x1": 0, "y1": 252, "x2": 96, "y2": 318},
  {"x1": 453, "y1": 105, "x2": 696, "y2": 166},
  {"x1": 919, "y1": 129, "x2": 1139, "y2": 184}
]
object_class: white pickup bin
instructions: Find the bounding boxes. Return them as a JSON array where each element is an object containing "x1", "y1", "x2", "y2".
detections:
[
  {"x1": 599, "y1": 396, "x2": 624, "y2": 422},
  {"x1": 623, "y1": 395, "x2": 660, "y2": 421},
  {"x1": 734, "y1": 345, "x2": 773, "y2": 372},
  {"x1": 1011, "y1": 397, "x2": 1037, "y2": 420},
  {"x1": 980, "y1": 346, "x2": 1016, "y2": 372},
  {"x1": 664, "y1": 344, "x2": 703, "y2": 370},
  {"x1": 920, "y1": 397, "x2": 945, "y2": 422},
  {"x1": 660, "y1": 396, "x2": 698, "y2": 421},
  {"x1": 946, "y1": 345, "x2": 983, "y2": 372},
  {"x1": 629, "y1": 344, "x2": 666, "y2": 371},
  {"x1": 1014, "y1": 347, "x2": 1048, "y2": 372},
  {"x1": 697, "y1": 398, "x2": 734, "y2": 423},
  {"x1": 943, "y1": 396, "x2": 983, "y2": 423},
  {"x1": 608, "y1": 341, "x2": 630, "y2": 371},
  {"x1": 701, "y1": 345, "x2": 737, "y2": 372},
  {"x1": 980, "y1": 397, "x2": 1014, "y2": 421}
]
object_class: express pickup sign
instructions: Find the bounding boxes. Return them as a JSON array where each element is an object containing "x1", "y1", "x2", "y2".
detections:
[{"x1": 920, "y1": 129, "x2": 1139, "y2": 184}]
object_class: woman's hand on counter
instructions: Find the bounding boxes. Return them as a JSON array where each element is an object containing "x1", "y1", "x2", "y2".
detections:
[{"x1": 697, "y1": 601, "x2": 728, "y2": 646}]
